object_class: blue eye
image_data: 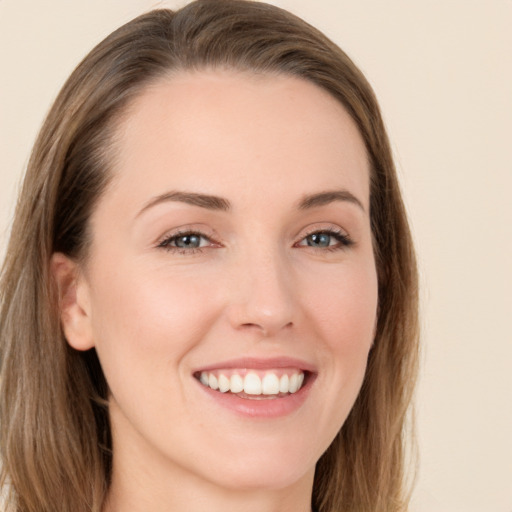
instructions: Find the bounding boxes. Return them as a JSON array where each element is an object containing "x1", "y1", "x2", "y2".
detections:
[
  {"x1": 298, "y1": 230, "x2": 353, "y2": 250},
  {"x1": 158, "y1": 232, "x2": 211, "y2": 252},
  {"x1": 173, "y1": 234, "x2": 203, "y2": 248},
  {"x1": 306, "y1": 232, "x2": 333, "y2": 247}
]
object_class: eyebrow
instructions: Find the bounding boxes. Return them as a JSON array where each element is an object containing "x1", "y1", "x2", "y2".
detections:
[
  {"x1": 298, "y1": 190, "x2": 365, "y2": 212},
  {"x1": 136, "y1": 188, "x2": 365, "y2": 218},
  {"x1": 137, "y1": 190, "x2": 231, "y2": 217}
]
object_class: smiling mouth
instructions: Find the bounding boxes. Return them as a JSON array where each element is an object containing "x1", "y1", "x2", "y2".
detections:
[{"x1": 194, "y1": 369, "x2": 307, "y2": 398}]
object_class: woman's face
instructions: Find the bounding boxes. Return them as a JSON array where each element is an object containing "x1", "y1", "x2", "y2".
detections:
[{"x1": 68, "y1": 71, "x2": 378, "y2": 492}]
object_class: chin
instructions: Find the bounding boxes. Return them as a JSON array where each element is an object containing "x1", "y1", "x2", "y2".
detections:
[
  {"x1": 194, "y1": 439, "x2": 318, "y2": 492},
  {"x1": 211, "y1": 463, "x2": 313, "y2": 492}
]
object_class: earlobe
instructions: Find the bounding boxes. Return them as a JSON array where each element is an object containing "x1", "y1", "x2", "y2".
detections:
[{"x1": 51, "y1": 253, "x2": 95, "y2": 351}]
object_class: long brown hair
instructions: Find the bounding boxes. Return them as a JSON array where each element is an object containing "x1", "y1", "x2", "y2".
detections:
[{"x1": 0, "y1": 1, "x2": 419, "y2": 511}]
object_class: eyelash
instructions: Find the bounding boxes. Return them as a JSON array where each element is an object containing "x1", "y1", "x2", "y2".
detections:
[
  {"x1": 157, "y1": 228, "x2": 354, "y2": 254},
  {"x1": 157, "y1": 229, "x2": 217, "y2": 255},
  {"x1": 296, "y1": 228, "x2": 354, "y2": 252}
]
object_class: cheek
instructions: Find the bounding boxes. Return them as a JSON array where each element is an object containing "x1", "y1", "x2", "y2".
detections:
[
  {"x1": 305, "y1": 260, "x2": 378, "y2": 393},
  {"x1": 86, "y1": 260, "x2": 220, "y2": 382},
  {"x1": 308, "y1": 261, "x2": 378, "y2": 346}
]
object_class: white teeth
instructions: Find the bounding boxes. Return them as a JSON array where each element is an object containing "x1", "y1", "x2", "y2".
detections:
[
  {"x1": 230, "y1": 374, "x2": 244, "y2": 393},
  {"x1": 262, "y1": 373, "x2": 280, "y2": 395},
  {"x1": 244, "y1": 373, "x2": 262, "y2": 395},
  {"x1": 200, "y1": 372, "x2": 209, "y2": 386},
  {"x1": 289, "y1": 373, "x2": 299, "y2": 393},
  {"x1": 208, "y1": 373, "x2": 218, "y2": 390},
  {"x1": 279, "y1": 374, "x2": 289, "y2": 393},
  {"x1": 218, "y1": 374, "x2": 230, "y2": 393},
  {"x1": 198, "y1": 370, "x2": 305, "y2": 396}
]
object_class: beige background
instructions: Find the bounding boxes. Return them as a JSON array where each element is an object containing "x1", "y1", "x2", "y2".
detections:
[{"x1": 1, "y1": 1, "x2": 511, "y2": 510}]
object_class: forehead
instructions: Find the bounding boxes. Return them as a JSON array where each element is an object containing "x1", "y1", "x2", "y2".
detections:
[{"x1": 108, "y1": 69, "x2": 369, "y2": 211}]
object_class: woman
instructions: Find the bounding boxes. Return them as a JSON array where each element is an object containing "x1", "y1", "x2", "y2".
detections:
[{"x1": 0, "y1": 1, "x2": 419, "y2": 511}]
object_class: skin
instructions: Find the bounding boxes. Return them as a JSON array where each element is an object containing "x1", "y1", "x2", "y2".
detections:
[{"x1": 53, "y1": 70, "x2": 378, "y2": 512}]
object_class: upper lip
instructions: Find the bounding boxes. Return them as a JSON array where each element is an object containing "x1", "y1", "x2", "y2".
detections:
[{"x1": 194, "y1": 356, "x2": 317, "y2": 374}]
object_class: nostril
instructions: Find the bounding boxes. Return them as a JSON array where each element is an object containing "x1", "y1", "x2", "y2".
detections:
[
  {"x1": 239, "y1": 322, "x2": 270, "y2": 337},
  {"x1": 239, "y1": 320, "x2": 293, "y2": 337}
]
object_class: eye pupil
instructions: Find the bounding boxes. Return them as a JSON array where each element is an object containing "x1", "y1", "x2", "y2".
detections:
[
  {"x1": 175, "y1": 234, "x2": 201, "y2": 248},
  {"x1": 307, "y1": 233, "x2": 331, "y2": 247}
]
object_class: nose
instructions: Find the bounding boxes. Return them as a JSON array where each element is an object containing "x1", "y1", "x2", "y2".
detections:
[{"x1": 226, "y1": 247, "x2": 297, "y2": 337}]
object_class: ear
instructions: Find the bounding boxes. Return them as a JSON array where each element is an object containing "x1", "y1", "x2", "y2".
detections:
[{"x1": 51, "y1": 252, "x2": 95, "y2": 351}]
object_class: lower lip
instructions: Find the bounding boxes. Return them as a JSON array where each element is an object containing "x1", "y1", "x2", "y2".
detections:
[{"x1": 195, "y1": 375, "x2": 314, "y2": 418}]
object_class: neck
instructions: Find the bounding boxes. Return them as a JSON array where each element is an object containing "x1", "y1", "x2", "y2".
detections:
[{"x1": 104, "y1": 463, "x2": 315, "y2": 512}]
